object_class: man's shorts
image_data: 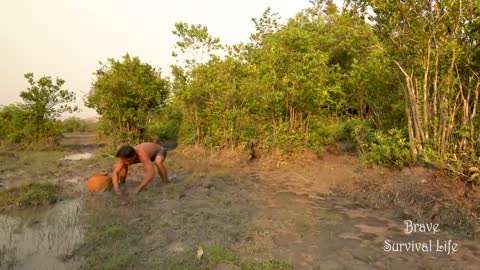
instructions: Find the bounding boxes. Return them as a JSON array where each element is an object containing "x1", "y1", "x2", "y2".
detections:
[{"x1": 149, "y1": 147, "x2": 167, "y2": 162}]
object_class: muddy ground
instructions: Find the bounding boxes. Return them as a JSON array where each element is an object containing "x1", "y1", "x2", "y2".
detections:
[{"x1": 1, "y1": 133, "x2": 480, "y2": 270}]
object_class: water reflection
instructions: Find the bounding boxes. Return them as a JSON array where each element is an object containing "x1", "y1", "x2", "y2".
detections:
[{"x1": 0, "y1": 199, "x2": 84, "y2": 270}]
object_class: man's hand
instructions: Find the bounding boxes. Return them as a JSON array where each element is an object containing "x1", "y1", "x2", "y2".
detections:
[
  {"x1": 115, "y1": 186, "x2": 127, "y2": 197},
  {"x1": 116, "y1": 191, "x2": 129, "y2": 205},
  {"x1": 112, "y1": 161, "x2": 124, "y2": 195}
]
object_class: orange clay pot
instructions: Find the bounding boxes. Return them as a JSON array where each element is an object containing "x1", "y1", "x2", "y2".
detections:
[{"x1": 87, "y1": 173, "x2": 113, "y2": 192}]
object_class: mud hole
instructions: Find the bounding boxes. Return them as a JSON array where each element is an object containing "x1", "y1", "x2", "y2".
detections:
[{"x1": 1, "y1": 136, "x2": 480, "y2": 269}]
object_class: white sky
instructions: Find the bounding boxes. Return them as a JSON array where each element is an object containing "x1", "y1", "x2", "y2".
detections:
[{"x1": 1, "y1": 0, "x2": 335, "y2": 119}]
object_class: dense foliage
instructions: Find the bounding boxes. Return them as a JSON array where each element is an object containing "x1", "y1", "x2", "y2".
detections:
[
  {"x1": 163, "y1": 0, "x2": 480, "y2": 170},
  {"x1": 0, "y1": 73, "x2": 77, "y2": 148},
  {"x1": 158, "y1": 1, "x2": 407, "y2": 159},
  {"x1": 343, "y1": 0, "x2": 480, "y2": 171},
  {"x1": 86, "y1": 54, "x2": 170, "y2": 147},
  {"x1": 60, "y1": 117, "x2": 96, "y2": 133}
]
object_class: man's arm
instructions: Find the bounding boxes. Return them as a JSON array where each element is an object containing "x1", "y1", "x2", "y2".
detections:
[
  {"x1": 112, "y1": 162, "x2": 123, "y2": 194},
  {"x1": 134, "y1": 150, "x2": 155, "y2": 193}
]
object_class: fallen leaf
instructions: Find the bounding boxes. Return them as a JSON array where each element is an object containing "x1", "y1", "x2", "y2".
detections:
[{"x1": 196, "y1": 246, "x2": 204, "y2": 259}]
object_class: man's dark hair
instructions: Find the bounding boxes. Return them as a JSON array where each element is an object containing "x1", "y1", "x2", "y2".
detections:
[{"x1": 116, "y1": 145, "x2": 136, "y2": 158}]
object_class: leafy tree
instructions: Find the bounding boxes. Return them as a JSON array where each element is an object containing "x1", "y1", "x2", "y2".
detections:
[
  {"x1": 249, "y1": 7, "x2": 283, "y2": 47},
  {"x1": 0, "y1": 104, "x2": 30, "y2": 145},
  {"x1": 252, "y1": 19, "x2": 339, "y2": 128},
  {"x1": 21, "y1": 73, "x2": 77, "y2": 120},
  {"x1": 345, "y1": 0, "x2": 480, "y2": 160},
  {"x1": 0, "y1": 73, "x2": 77, "y2": 147},
  {"x1": 171, "y1": 22, "x2": 224, "y2": 144},
  {"x1": 171, "y1": 22, "x2": 223, "y2": 69},
  {"x1": 86, "y1": 54, "x2": 170, "y2": 146},
  {"x1": 169, "y1": 4, "x2": 396, "y2": 154}
]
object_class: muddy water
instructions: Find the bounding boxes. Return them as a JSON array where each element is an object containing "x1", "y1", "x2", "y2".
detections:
[
  {"x1": 0, "y1": 199, "x2": 84, "y2": 270},
  {"x1": 61, "y1": 133, "x2": 99, "y2": 146},
  {"x1": 60, "y1": 132, "x2": 104, "y2": 152},
  {"x1": 60, "y1": 153, "x2": 93, "y2": 161}
]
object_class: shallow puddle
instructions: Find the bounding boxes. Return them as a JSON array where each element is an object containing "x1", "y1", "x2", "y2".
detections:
[
  {"x1": 60, "y1": 153, "x2": 93, "y2": 161},
  {"x1": 0, "y1": 199, "x2": 84, "y2": 270}
]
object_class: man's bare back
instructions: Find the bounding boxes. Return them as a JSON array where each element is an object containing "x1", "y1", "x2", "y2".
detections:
[
  {"x1": 112, "y1": 142, "x2": 168, "y2": 194},
  {"x1": 119, "y1": 142, "x2": 166, "y2": 164}
]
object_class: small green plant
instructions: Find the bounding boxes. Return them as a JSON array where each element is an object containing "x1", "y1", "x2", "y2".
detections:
[
  {"x1": 74, "y1": 221, "x2": 137, "y2": 270},
  {"x1": 85, "y1": 224, "x2": 129, "y2": 244},
  {"x1": 353, "y1": 128, "x2": 415, "y2": 168},
  {"x1": 340, "y1": 118, "x2": 371, "y2": 142},
  {"x1": 157, "y1": 244, "x2": 293, "y2": 270},
  {"x1": 308, "y1": 118, "x2": 343, "y2": 153}
]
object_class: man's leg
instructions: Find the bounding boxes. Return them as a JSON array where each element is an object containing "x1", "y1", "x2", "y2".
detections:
[{"x1": 154, "y1": 155, "x2": 168, "y2": 184}]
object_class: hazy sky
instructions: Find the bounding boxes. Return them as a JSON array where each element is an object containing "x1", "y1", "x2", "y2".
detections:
[{"x1": 1, "y1": 0, "x2": 324, "y2": 119}]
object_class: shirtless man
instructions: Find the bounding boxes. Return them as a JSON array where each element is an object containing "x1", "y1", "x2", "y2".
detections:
[{"x1": 112, "y1": 142, "x2": 168, "y2": 194}]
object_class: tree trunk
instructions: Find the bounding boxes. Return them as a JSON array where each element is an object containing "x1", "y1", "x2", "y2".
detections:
[
  {"x1": 423, "y1": 41, "x2": 431, "y2": 140},
  {"x1": 405, "y1": 104, "x2": 417, "y2": 158}
]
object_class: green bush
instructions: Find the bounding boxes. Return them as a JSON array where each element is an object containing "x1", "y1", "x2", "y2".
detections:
[
  {"x1": 308, "y1": 118, "x2": 343, "y2": 153},
  {"x1": 354, "y1": 128, "x2": 415, "y2": 168},
  {"x1": 147, "y1": 105, "x2": 183, "y2": 142},
  {"x1": 60, "y1": 117, "x2": 95, "y2": 133},
  {"x1": 339, "y1": 118, "x2": 371, "y2": 142},
  {"x1": 0, "y1": 73, "x2": 77, "y2": 149},
  {"x1": 261, "y1": 122, "x2": 304, "y2": 154},
  {"x1": 86, "y1": 54, "x2": 170, "y2": 148},
  {"x1": 0, "y1": 106, "x2": 63, "y2": 149},
  {"x1": 257, "y1": 118, "x2": 346, "y2": 155}
]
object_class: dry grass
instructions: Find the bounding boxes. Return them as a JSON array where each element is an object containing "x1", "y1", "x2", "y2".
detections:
[{"x1": 337, "y1": 168, "x2": 480, "y2": 236}]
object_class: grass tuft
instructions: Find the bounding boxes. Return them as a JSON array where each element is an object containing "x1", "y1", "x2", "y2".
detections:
[{"x1": 0, "y1": 182, "x2": 62, "y2": 211}]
